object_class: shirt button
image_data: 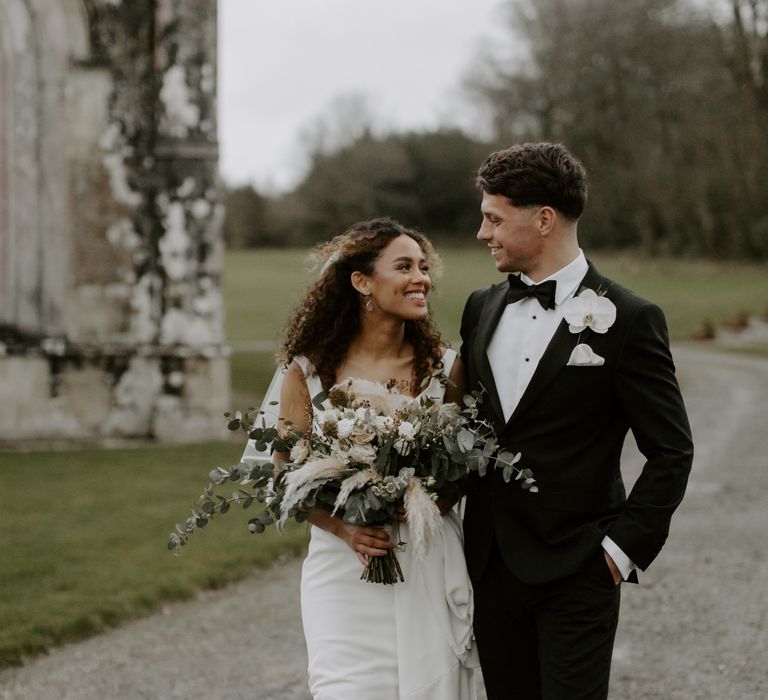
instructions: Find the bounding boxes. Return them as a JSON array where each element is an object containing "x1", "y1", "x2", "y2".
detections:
[
  {"x1": 532, "y1": 315, "x2": 537, "y2": 320},
  {"x1": 525, "y1": 358, "x2": 530, "y2": 362}
]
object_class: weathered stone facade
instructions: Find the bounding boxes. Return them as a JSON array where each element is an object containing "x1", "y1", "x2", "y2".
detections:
[{"x1": 0, "y1": 0, "x2": 229, "y2": 443}]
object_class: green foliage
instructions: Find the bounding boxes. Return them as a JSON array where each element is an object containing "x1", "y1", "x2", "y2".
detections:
[
  {"x1": 470, "y1": 0, "x2": 768, "y2": 258},
  {"x1": 223, "y1": 129, "x2": 491, "y2": 246},
  {"x1": 167, "y1": 412, "x2": 303, "y2": 552},
  {"x1": 222, "y1": 186, "x2": 270, "y2": 248},
  {"x1": 0, "y1": 444, "x2": 309, "y2": 668}
]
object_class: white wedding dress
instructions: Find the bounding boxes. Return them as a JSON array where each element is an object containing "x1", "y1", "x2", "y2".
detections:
[{"x1": 295, "y1": 349, "x2": 478, "y2": 700}]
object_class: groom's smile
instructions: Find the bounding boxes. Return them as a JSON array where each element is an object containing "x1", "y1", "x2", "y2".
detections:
[{"x1": 477, "y1": 192, "x2": 543, "y2": 275}]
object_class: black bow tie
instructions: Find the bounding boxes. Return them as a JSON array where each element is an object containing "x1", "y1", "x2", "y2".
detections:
[{"x1": 506, "y1": 275, "x2": 557, "y2": 310}]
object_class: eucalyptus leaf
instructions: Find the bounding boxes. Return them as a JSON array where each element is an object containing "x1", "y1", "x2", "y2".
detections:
[
  {"x1": 457, "y1": 429, "x2": 475, "y2": 453},
  {"x1": 312, "y1": 391, "x2": 328, "y2": 411}
]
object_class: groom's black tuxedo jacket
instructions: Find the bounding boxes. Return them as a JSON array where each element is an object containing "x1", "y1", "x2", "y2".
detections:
[{"x1": 460, "y1": 263, "x2": 693, "y2": 585}]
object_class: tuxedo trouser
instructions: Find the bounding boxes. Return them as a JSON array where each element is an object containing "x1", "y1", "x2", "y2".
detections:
[{"x1": 473, "y1": 538, "x2": 620, "y2": 700}]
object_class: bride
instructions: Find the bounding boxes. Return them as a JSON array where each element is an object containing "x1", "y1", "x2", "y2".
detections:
[{"x1": 261, "y1": 218, "x2": 477, "y2": 699}]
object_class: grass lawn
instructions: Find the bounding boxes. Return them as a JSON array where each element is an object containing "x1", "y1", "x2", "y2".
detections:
[{"x1": 0, "y1": 443, "x2": 309, "y2": 668}]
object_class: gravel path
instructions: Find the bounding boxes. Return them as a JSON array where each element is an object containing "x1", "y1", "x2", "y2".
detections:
[{"x1": 1, "y1": 344, "x2": 765, "y2": 699}]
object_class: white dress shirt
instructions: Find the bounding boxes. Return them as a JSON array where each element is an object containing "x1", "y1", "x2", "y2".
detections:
[{"x1": 487, "y1": 250, "x2": 637, "y2": 581}]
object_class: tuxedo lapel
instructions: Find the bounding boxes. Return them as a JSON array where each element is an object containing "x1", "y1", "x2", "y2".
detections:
[
  {"x1": 506, "y1": 262, "x2": 607, "y2": 426},
  {"x1": 473, "y1": 284, "x2": 508, "y2": 426}
]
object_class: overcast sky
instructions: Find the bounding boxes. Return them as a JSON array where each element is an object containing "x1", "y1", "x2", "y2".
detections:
[{"x1": 219, "y1": 0, "x2": 509, "y2": 192}]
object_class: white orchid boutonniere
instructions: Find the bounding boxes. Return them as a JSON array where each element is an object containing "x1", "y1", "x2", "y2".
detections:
[{"x1": 562, "y1": 288, "x2": 616, "y2": 367}]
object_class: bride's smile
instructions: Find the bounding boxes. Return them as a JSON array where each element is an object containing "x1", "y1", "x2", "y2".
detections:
[{"x1": 356, "y1": 234, "x2": 433, "y2": 321}]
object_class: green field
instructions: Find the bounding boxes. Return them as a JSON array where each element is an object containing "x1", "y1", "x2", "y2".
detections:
[
  {"x1": 226, "y1": 247, "x2": 768, "y2": 401},
  {"x1": 0, "y1": 443, "x2": 308, "y2": 668},
  {"x1": 1, "y1": 246, "x2": 766, "y2": 668}
]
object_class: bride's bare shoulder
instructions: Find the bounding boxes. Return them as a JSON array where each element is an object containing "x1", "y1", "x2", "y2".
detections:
[{"x1": 281, "y1": 360, "x2": 311, "y2": 401}]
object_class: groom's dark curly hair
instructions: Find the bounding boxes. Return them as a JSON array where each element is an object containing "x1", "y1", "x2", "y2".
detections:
[
  {"x1": 279, "y1": 218, "x2": 445, "y2": 395},
  {"x1": 477, "y1": 142, "x2": 588, "y2": 220}
]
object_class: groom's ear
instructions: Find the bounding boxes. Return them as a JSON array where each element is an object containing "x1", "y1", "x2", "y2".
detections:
[
  {"x1": 536, "y1": 206, "x2": 557, "y2": 235},
  {"x1": 350, "y1": 271, "x2": 370, "y2": 295}
]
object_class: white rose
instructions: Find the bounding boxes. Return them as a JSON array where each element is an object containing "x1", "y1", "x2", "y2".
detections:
[
  {"x1": 337, "y1": 418, "x2": 355, "y2": 439},
  {"x1": 373, "y1": 415, "x2": 395, "y2": 435},
  {"x1": 317, "y1": 410, "x2": 337, "y2": 429},
  {"x1": 350, "y1": 426, "x2": 375, "y2": 444},
  {"x1": 398, "y1": 421, "x2": 415, "y2": 438}
]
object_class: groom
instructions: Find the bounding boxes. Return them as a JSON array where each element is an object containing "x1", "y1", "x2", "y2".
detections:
[{"x1": 460, "y1": 143, "x2": 693, "y2": 699}]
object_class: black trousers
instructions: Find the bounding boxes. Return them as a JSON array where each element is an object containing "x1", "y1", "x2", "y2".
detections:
[{"x1": 473, "y1": 539, "x2": 621, "y2": 700}]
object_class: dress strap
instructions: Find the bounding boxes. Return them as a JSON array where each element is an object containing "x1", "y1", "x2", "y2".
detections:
[
  {"x1": 419, "y1": 347, "x2": 458, "y2": 401},
  {"x1": 441, "y1": 347, "x2": 457, "y2": 378},
  {"x1": 294, "y1": 355, "x2": 324, "y2": 400}
]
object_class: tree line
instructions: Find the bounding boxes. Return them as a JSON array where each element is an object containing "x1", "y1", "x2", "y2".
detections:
[{"x1": 224, "y1": 0, "x2": 768, "y2": 259}]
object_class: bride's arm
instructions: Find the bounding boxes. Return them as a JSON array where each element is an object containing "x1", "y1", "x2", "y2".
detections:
[
  {"x1": 272, "y1": 360, "x2": 311, "y2": 466},
  {"x1": 273, "y1": 362, "x2": 392, "y2": 565}
]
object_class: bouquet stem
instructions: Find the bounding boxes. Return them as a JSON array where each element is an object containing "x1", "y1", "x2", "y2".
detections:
[
  {"x1": 361, "y1": 549, "x2": 404, "y2": 584},
  {"x1": 361, "y1": 522, "x2": 406, "y2": 584}
]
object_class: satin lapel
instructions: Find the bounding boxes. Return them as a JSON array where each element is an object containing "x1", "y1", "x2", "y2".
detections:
[
  {"x1": 473, "y1": 284, "x2": 508, "y2": 426},
  {"x1": 506, "y1": 262, "x2": 607, "y2": 425}
]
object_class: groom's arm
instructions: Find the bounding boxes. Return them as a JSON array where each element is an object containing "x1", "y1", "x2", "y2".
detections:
[{"x1": 607, "y1": 302, "x2": 694, "y2": 572}]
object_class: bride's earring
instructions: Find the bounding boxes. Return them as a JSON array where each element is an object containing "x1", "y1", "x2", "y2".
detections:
[{"x1": 364, "y1": 295, "x2": 374, "y2": 312}]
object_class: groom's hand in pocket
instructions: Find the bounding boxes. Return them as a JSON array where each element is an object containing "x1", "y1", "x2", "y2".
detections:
[{"x1": 604, "y1": 551, "x2": 623, "y2": 586}]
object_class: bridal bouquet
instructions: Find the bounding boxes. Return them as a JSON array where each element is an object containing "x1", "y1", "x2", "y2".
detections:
[{"x1": 168, "y1": 378, "x2": 536, "y2": 584}]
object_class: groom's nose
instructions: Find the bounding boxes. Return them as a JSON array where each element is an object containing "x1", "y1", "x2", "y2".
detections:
[{"x1": 477, "y1": 220, "x2": 491, "y2": 240}]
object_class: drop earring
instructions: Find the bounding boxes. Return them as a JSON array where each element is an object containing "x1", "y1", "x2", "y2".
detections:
[{"x1": 364, "y1": 295, "x2": 374, "y2": 312}]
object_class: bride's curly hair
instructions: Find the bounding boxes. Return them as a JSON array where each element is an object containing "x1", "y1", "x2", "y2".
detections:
[{"x1": 279, "y1": 218, "x2": 445, "y2": 394}]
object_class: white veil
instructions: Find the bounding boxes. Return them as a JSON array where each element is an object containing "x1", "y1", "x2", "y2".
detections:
[{"x1": 239, "y1": 364, "x2": 287, "y2": 467}]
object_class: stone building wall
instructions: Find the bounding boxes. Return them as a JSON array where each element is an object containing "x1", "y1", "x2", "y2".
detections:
[{"x1": 0, "y1": 0, "x2": 229, "y2": 443}]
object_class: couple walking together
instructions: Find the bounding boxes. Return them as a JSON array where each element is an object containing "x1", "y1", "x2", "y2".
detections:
[{"x1": 265, "y1": 143, "x2": 693, "y2": 699}]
